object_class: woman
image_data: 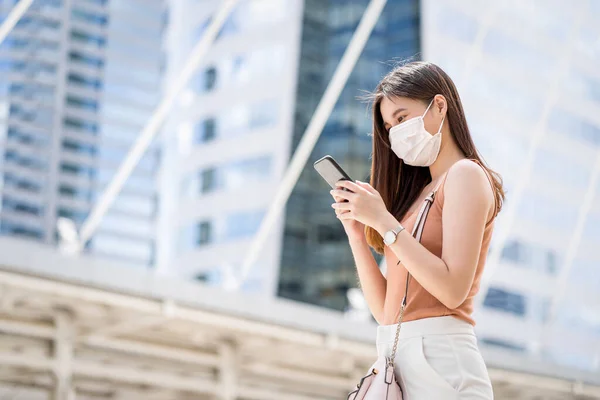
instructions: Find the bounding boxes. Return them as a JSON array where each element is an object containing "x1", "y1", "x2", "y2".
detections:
[{"x1": 331, "y1": 61, "x2": 504, "y2": 399}]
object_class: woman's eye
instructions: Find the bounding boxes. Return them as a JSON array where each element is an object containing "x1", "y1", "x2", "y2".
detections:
[{"x1": 397, "y1": 116, "x2": 404, "y2": 123}]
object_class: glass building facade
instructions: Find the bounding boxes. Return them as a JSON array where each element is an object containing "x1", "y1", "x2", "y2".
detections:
[
  {"x1": 159, "y1": 0, "x2": 301, "y2": 292},
  {"x1": 278, "y1": 0, "x2": 420, "y2": 310},
  {"x1": 0, "y1": 0, "x2": 166, "y2": 267},
  {"x1": 422, "y1": 0, "x2": 600, "y2": 373}
]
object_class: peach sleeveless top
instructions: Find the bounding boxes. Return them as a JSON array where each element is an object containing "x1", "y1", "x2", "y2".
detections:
[{"x1": 383, "y1": 161, "x2": 497, "y2": 326}]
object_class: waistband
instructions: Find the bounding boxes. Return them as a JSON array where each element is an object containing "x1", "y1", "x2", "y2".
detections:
[{"x1": 376, "y1": 316, "x2": 474, "y2": 343}]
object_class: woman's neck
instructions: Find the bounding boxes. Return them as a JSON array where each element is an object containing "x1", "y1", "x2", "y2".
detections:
[{"x1": 429, "y1": 136, "x2": 465, "y2": 181}]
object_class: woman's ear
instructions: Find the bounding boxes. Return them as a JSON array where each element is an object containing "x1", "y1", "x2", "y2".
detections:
[{"x1": 433, "y1": 94, "x2": 447, "y2": 117}]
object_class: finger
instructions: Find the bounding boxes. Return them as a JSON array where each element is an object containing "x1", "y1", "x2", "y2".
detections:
[
  {"x1": 337, "y1": 211, "x2": 355, "y2": 221},
  {"x1": 335, "y1": 208, "x2": 350, "y2": 216},
  {"x1": 335, "y1": 180, "x2": 363, "y2": 193},
  {"x1": 332, "y1": 202, "x2": 351, "y2": 210},
  {"x1": 330, "y1": 194, "x2": 345, "y2": 203},
  {"x1": 355, "y1": 180, "x2": 377, "y2": 194},
  {"x1": 330, "y1": 189, "x2": 354, "y2": 201}
]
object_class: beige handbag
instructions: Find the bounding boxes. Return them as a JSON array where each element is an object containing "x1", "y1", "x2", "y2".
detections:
[{"x1": 347, "y1": 191, "x2": 436, "y2": 400}]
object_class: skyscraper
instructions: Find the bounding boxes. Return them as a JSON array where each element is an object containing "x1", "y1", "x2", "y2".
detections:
[
  {"x1": 161, "y1": 0, "x2": 419, "y2": 299},
  {"x1": 0, "y1": 0, "x2": 166, "y2": 267},
  {"x1": 421, "y1": 0, "x2": 600, "y2": 372},
  {"x1": 159, "y1": 0, "x2": 303, "y2": 293},
  {"x1": 278, "y1": 0, "x2": 420, "y2": 310}
]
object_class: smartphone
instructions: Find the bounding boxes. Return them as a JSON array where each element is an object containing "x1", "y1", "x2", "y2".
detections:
[{"x1": 313, "y1": 155, "x2": 353, "y2": 189}]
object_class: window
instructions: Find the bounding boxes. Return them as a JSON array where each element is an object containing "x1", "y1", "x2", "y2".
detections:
[
  {"x1": 0, "y1": 220, "x2": 44, "y2": 239},
  {"x1": 500, "y1": 239, "x2": 560, "y2": 274},
  {"x1": 9, "y1": 104, "x2": 54, "y2": 126},
  {"x1": 3, "y1": 172, "x2": 43, "y2": 193},
  {"x1": 60, "y1": 162, "x2": 96, "y2": 180},
  {"x1": 195, "y1": 118, "x2": 216, "y2": 143},
  {"x1": 501, "y1": 240, "x2": 530, "y2": 264},
  {"x1": 71, "y1": 8, "x2": 108, "y2": 26},
  {"x1": 2, "y1": 197, "x2": 44, "y2": 217},
  {"x1": 200, "y1": 168, "x2": 217, "y2": 193},
  {"x1": 69, "y1": 51, "x2": 104, "y2": 69},
  {"x1": 5, "y1": 149, "x2": 47, "y2": 170},
  {"x1": 68, "y1": 72, "x2": 103, "y2": 91},
  {"x1": 10, "y1": 82, "x2": 54, "y2": 101},
  {"x1": 204, "y1": 67, "x2": 217, "y2": 91},
  {"x1": 197, "y1": 221, "x2": 212, "y2": 246},
  {"x1": 545, "y1": 250, "x2": 558, "y2": 274},
  {"x1": 32, "y1": 0, "x2": 62, "y2": 9},
  {"x1": 70, "y1": 29, "x2": 106, "y2": 48},
  {"x1": 62, "y1": 138, "x2": 97, "y2": 157},
  {"x1": 66, "y1": 95, "x2": 99, "y2": 112},
  {"x1": 225, "y1": 211, "x2": 264, "y2": 239},
  {"x1": 483, "y1": 287, "x2": 526, "y2": 316},
  {"x1": 59, "y1": 184, "x2": 93, "y2": 202},
  {"x1": 63, "y1": 117, "x2": 98, "y2": 135}
]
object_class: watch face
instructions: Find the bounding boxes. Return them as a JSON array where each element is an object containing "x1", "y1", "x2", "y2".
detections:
[{"x1": 384, "y1": 231, "x2": 395, "y2": 245}]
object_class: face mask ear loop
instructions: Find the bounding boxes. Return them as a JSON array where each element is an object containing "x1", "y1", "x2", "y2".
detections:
[
  {"x1": 437, "y1": 114, "x2": 446, "y2": 134},
  {"x1": 422, "y1": 98, "x2": 435, "y2": 117}
]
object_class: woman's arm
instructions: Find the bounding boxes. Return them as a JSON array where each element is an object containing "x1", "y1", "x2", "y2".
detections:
[
  {"x1": 332, "y1": 160, "x2": 494, "y2": 309},
  {"x1": 347, "y1": 237, "x2": 387, "y2": 324},
  {"x1": 374, "y1": 160, "x2": 494, "y2": 309}
]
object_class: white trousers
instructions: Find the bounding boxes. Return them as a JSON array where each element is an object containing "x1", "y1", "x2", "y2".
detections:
[{"x1": 375, "y1": 316, "x2": 494, "y2": 400}]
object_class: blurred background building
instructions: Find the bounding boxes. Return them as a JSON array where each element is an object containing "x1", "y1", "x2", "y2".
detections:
[
  {"x1": 158, "y1": 0, "x2": 302, "y2": 293},
  {"x1": 421, "y1": 0, "x2": 600, "y2": 373},
  {"x1": 0, "y1": 0, "x2": 598, "y2": 399},
  {"x1": 0, "y1": 0, "x2": 165, "y2": 267},
  {"x1": 278, "y1": 0, "x2": 419, "y2": 310}
]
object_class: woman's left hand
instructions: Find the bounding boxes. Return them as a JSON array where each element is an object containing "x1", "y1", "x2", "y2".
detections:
[{"x1": 331, "y1": 180, "x2": 395, "y2": 235}]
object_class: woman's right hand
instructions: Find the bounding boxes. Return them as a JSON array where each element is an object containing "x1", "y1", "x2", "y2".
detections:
[{"x1": 332, "y1": 194, "x2": 366, "y2": 242}]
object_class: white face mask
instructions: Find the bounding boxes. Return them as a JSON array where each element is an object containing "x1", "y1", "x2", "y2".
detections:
[{"x1": 388, "y1": 99, "x2": 445, "y2": 167}]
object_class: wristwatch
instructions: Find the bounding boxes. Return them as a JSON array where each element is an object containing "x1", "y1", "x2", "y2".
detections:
[{"x1": 383, "y1": 225, "x2": 405, "y2": 246}]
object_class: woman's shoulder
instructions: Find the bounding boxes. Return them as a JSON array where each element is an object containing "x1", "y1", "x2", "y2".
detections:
[
  {"x1": 437, "y1": 159, "x2": 494, "y2": 209},
  {"x1": 447, "y1": 159, "x2": 490, "y2": 185}
]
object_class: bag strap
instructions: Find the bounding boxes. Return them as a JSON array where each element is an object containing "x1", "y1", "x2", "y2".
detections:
[{"x1": 388, "y1": 190, "x2": 437, "y2": 366}]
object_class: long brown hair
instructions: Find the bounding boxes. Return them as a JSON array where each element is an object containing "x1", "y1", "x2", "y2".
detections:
[{"x1": 365, "y1": 61, "x2": 504, "y2": 254}]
